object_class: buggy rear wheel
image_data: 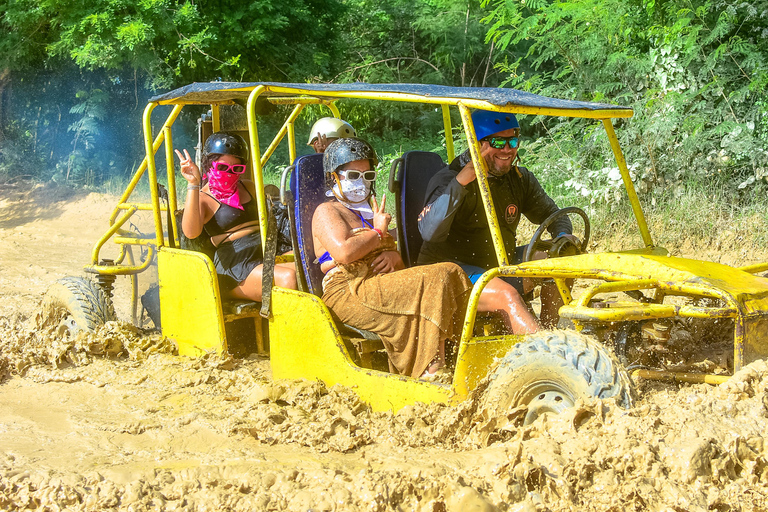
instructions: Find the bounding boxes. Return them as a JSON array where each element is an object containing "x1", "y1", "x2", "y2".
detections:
[
  {"x1": 479, "y1": 330, "x2": 633, "y2": 425},
  {"x1": 42, "y1": 276, "x2": 116, "y2": 335}
]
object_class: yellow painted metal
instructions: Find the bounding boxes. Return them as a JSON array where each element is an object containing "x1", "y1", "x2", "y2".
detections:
[
  {"x1": 157, "y1": 247, "x2": 227, "y2": 357},
  {"x1": 458, "y1": 103, "x2": 508, "y2": 267},
  {"x1": 246, "y1": 85, "x2": 270, "y2": 249},
  {"x1": 142, "y1": 102, "x2": 166, "y2": 247},
  {"x1": 287, "y1": 118, "x2": 297, "y2": 164},
  {"x1": 632, "y1": 369, "x2": 730, "y2": 385},
  {"x1": 459, "y1": 268, "x2": 499, "y2": 343},
  {"x1": 113, "y1": 236, "x2": 157, "y2": 245},
  {"x1": 602, "y1": 119, "x2": 653, "y2": 248},
  {"x1": 740, "y1": 262, "x2": 768, "y2": 274},
  {"x1": 269, "y1": 287, "x2": 456, "y2": 412},
  {"x1": 91, "y1": 206, "x2": 138, "y2": 264},
  {"x1": 211, "y1": 104, "x2": 221, "y2": 133},
  {"x1": 576, "y1": 279, "x2": 659, "y2": 306},
  {"x1": 563, "y1": 303, "x2": 678, "y2": 322},
  {"x1": 113, "y1": 243, "x2": 129, "y2": 265},
  {"x1": 115, "y1": 203, "x2": 163, "y2": 212},
  {"x1": 442, "y1": 104, "x2": 455, "y2": 162},
  {"x1": 125, "y1": 246, "x2": 139, "y2": 325},
  {"x1": 109, "y1": 105, "x2": 183, "y2": 226},
  {"x1": 554, "y1": 278, "x2": 573, "y2": 305},
  {"x1": 84, "y1": 245, "x2": 155, "y2": 275},
  {"x1": 453, "y1": 335, "x2": 523, "y2": 397},
  {"x1": 164, "y1": 126, "x2": 180, "y2": 246},
  {"x1": 327, "y1": 102, "x2": 341, "y2": 118},
  {"x1": 88, "y1": 105, "x2": 181, "y2": 268},
  {"x1": 254, "y1": 105, "x2": 304, "y2": 169}
]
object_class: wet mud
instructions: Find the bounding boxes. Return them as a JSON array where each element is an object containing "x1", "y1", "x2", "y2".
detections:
[
  {"x1": 2, "y1": 183, "x2": 768, "y2": 511},
  {"x1": 3, "y1": 311, "x2": 768, "y2": 511}
]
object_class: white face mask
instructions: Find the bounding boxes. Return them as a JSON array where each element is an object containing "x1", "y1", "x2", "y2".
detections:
[
  {"x1": 326, "y1": 174, "x2": 374, "y2": 218},
  {"x1": 336, "y1": 176, "x2": 371, "y2": 203}
]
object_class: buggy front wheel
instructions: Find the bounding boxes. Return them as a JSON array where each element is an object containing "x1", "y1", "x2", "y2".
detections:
[
  {"x1": 479, "y1": 330, "x2": 634, "y2": 426},
  {"x1": 41, "y1": 276, "x2": 116, "y2": 335}
]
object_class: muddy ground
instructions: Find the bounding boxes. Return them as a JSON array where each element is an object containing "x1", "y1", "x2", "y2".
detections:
[{"x1": 2, "y1": 182, "x2": 768, "y2": 511}]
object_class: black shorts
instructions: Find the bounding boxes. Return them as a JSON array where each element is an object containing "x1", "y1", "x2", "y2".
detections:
[{"x1": 213, "y1": 232, "x2": 263, "y2": 290}]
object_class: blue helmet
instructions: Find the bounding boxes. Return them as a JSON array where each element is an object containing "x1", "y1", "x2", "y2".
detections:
[{"x1": 471, "y1": 110, "x2": 519, "y2": 140}]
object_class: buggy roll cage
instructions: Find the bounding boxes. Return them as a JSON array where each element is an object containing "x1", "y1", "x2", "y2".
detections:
[
  {"x1": 85, "y1": 82, "x2": 768, "y2": 386},
  {"x1": 86, "y1": 81, "x2": 641, "y2": 274}
]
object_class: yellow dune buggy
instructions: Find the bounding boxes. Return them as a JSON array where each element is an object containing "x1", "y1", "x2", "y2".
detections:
[{"x1": 45, "y1": 82, "x2": 768, "y2": 422}]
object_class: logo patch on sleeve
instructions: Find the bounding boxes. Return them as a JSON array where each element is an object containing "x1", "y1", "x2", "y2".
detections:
[{"x1": 505, "y1": 204, "x2": 518, "y2": 224}]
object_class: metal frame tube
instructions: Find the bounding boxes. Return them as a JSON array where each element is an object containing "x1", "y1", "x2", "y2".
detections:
[
  {"x1": 458, "y1": 103, "x2": 508, "y2": 267},
  {"x1": 246, "y1": 86, "x2": 270, "y2": 248},
  {"x1": 442, "y1": 104, "x2": 455, "y2": 162},
  {"x1": 164, "y1": 126, "x2": 180, "y2": 246},
  {"x1": 602, "y1": 119, "x2": 653, "y2": 248},
  {"x1": 142, "y1": 102, "x2": 166, "y2": 247},
  {"x1": 91, "y1": 206, "x2": 138, "y2": 264},
  {"x1": 260, "y1": 103, "x2": 305, "y2": 169}
]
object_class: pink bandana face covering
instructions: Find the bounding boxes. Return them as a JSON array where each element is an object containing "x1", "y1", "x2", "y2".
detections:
[{"x1": 206, "y1": 162, "x2": 245, "y2": 210}]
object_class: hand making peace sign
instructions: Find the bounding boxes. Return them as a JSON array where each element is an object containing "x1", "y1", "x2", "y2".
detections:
[
  {"x1": 174, "y1": 149, "x2": 201, "y2": 186},
  {"x1": 370, "y1": 194, "x2": 391, "y2": 234}
]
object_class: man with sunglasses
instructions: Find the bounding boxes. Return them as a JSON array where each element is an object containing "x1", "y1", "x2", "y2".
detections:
[{"x1": 417, "y1": 110, "x2": 575, "y2": 332}]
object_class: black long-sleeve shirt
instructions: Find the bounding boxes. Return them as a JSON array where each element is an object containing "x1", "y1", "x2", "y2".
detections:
[{"x1": 417, "y1": 151, "x2": 571, "y2": 269}]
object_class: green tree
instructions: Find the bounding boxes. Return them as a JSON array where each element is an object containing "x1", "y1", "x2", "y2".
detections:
[{"x1": 482, "y1": 0, "x2": 768, "y2": 197}]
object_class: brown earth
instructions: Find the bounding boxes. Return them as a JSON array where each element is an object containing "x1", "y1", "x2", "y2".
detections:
[{"x1": 2, "y1": 181, "x2": 768, "y2": 511}]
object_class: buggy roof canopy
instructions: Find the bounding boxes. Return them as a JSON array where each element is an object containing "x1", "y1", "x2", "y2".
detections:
[{"x1": 148, "y1": 82, "x2": 633, "y2": 119}]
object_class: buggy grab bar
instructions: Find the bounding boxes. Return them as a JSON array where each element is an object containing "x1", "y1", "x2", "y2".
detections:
[{"x1": 84, "y1": 245, "x2": 155, "y2": 276}]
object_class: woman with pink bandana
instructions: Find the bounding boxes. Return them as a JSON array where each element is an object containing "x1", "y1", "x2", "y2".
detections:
[{"x1": 175, "y1": 132, "x2": 297, "y2": 302}]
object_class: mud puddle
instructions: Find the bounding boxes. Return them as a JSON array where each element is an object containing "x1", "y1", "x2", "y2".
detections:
[
  {"x1": 2, "y1": 183, "x2": 768, "y2": 511},
  {"x1": 3, "y1": 311, "x2": 768, "y2": 511}
]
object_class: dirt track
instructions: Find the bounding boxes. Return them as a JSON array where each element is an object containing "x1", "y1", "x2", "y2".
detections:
[{"x1": 2, "y1": 182, "x2": 768, "y2": 511}]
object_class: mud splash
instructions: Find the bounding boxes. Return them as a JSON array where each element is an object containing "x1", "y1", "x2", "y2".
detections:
[{"x1": 3, "y1": 309, "x2": 768, "y2": 511}]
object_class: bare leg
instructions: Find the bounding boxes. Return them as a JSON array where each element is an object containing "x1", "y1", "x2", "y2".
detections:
[
  {"x1": 424, "y1": 339, "x2": 447, "y2": 375},
  {"x1": 478, "y1": 277, "x2": 539, "y2": 334},
  {"x1": 539, "y1": 281, "x2": 564, "y2": 329},
  {"x1": 539, "y1": 278, "x2": 574, "y2": 329},
  {"x1": 229, "y1": 262, "x2": 297, "y2": 302}
]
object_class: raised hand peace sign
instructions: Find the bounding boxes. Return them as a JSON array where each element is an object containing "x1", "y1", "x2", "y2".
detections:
[
  {"x1": 174, "y1": 149, "x2": 201, "y2": 186},
  {"x1": 370, "y1": 194, "x2": 391, "y2": 234}
]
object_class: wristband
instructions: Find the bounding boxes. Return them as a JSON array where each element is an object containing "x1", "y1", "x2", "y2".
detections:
[
  {"x1": 373, "y1": 228, "x2": 383, "y2": 240},
  {"x1": 187, "y1": 185, "x2": 200, "y2": 191}
]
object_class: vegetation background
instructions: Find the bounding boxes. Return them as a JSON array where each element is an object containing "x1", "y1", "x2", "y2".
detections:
[{"x1": 1, "y1": 0, "x2": 766, "y2": 249}]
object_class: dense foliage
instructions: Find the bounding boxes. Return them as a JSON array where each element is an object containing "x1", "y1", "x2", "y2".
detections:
[
  {"x1": 483, "y1": 0, "x2": 768, "y2": 203},
  {"x1": 0, "y1": 0, "x2": 766, "y2": 204}
]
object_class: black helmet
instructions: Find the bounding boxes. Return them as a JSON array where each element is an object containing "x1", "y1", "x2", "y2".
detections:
[
  {"x1": 203, "y1": 132, "x2": 249, "y2": 161},
  {"x1": 323, "y1": 137, "x2": 378, "y2": 176}
]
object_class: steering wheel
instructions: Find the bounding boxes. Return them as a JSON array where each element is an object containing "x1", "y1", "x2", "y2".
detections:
[{"x1": 522, "y1": 206, "x2": 591, "y2": 263}]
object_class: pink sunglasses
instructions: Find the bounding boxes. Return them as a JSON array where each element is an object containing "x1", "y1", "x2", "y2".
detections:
[{"x1": 210, "y1": 161, "x2": 246, "y2": 174}]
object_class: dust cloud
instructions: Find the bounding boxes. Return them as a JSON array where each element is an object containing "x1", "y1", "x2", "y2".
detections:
[{"x1": 1, "y1": 182, "x2": 768, "y2": 511}]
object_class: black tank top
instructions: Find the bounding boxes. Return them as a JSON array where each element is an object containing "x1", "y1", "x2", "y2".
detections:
[{"x1": 203, "y1": 190, "x2": 260, "y2": 237}]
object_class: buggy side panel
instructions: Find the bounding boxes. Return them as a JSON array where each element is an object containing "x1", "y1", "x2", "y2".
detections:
[
  {"x1": 269, "y1": 287, "x2": 456, "y2": 412},
  {"x1": 157, "y1": 247, "x2": 227, "y2": 356}
]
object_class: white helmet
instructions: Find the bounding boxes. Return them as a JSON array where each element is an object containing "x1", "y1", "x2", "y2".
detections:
[{"x1": 307, "y1": 117, "x2": 356, "y2": 145}]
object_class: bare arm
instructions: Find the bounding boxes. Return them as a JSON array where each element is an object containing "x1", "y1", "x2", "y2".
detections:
[
  {"x1": 175, "y1": 149, "x2": 205, "y2": 239},
  {"x1": 313, "y1": 196, "x2": 391, "y2": 265}
]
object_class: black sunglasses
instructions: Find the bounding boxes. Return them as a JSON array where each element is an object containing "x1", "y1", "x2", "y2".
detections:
[{"x1": 482, "y1": 136, "x2": 520, "y2": 150}]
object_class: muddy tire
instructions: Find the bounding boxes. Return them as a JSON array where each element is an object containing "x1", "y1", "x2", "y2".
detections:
[
  {"x1": 479, "y1": 330, "x2": 634, "y2": 425},
  {"x1": 42, "y1": 276, "x2": 116, "y2": 334}
]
